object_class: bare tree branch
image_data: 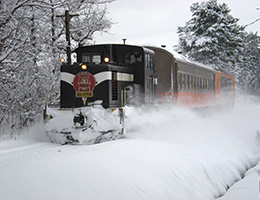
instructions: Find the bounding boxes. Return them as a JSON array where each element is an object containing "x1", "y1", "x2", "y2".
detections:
[{"x1": 244, "y1": 17, "x2": 260, "y2": 28}]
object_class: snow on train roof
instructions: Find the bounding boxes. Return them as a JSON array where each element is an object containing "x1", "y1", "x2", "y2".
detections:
[
  {"x1": 146, "y1": 45, "x2": 215, "y2": 72},
  {"x1": 172, "y1": 51, "x2": 216, "y2": 72}
]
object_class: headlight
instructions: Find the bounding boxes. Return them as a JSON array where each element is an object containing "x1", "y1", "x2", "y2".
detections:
[
  {"x1": 104, "y1": 57, "x2": 109, "y2": 63},
  {"x1": 81, "y1": 64, "x2": 87, "y2": 70}
]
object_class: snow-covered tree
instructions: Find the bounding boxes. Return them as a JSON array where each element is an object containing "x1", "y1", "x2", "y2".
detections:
[
  {"x1": 237, "y1": 32, "x2": 260, "y2": 94},
  {"x1": 68, "y1": 0, "x2": 113, "y2": 47},
  {"x1": 177, "y1": 0, "x2": 245, "y2": 74},
  {"x1": 0, "y1": 0, "x2": 113, "y2": 135}
]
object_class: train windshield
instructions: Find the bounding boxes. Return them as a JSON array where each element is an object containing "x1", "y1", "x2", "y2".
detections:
[
  {"x1": 82, "y1": 52, "x2": 101, "y2": 64},
  {"x1": 123, "y1": 51, "x2": 142, "y2": 65}
]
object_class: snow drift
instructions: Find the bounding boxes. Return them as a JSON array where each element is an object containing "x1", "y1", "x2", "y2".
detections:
[{"x1": 0, "y1": 95, "x2": 260, "y2": 200}]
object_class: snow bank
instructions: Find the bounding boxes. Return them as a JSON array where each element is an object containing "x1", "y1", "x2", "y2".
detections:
[
  {"x1": 1, "y1": 95, "x2": 260, "y2": 200},
  {"x1": 124, "y1": 102, "x2": 260, "y2": 199},
  {"x1": 218, "y1": 160, "x2": 260, "y2": 200}
]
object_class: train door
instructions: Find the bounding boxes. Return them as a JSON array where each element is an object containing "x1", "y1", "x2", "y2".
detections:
[{"x1": 214, "y1": 73, "x2": 221, "y2": 95}]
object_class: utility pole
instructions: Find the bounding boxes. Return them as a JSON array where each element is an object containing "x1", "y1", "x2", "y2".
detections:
[
  {"x1": 65, "y1": 10, "x2": 71, "y2": 65},
  {"x1": 57, "y1": 10, "x2": 78, "y2": 65}
]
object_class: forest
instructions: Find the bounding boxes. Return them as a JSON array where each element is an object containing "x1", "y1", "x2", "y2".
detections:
[{"x1": 0, "y1": 0, "x2": 114, "y2": 133}]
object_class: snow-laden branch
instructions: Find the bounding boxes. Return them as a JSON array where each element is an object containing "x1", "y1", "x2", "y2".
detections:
[{"x1": 0, "y1": 0, "x2": 114, "y2": 128}]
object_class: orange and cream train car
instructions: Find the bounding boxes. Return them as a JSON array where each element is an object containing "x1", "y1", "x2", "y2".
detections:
[{"x1": 147, "y1": 46, "x2": 235, "y2": 108}]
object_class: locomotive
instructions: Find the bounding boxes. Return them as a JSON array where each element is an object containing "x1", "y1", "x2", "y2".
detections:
[
  {"x1": 44, "y1": 44, "x2": 157, "y2": 144},
  {"x1": 44, "y1": 44, "x2": 234, "y2": 144}
]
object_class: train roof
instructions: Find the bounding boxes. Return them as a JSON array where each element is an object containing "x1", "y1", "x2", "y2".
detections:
[
  {"x1": 76, "y1": 44, "x2": 232, "y2": 77},
  {"x1": 77, "y1": 43, "x2": 154, "y2": 54},
  {"x1": 146, "y1": 46, "x2": 216, "y2": 73},
  {"x1": 173, "y1": 52, "x2": 215, "y2": 72}
]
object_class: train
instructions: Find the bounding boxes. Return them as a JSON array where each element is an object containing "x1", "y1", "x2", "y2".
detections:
[
  {"x1": 44, "y1": 44, "x2": 235, "y2": 144},
  {"x1": 148, "y1": 46, "x2": 235, "y2": 108}
]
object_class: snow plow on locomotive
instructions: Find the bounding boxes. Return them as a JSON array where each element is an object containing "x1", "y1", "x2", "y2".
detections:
[{"x1": 44, "y1": 44, "x2": 157, "y2": 144}]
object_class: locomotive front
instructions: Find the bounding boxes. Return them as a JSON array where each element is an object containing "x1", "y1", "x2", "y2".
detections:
[{"x1": 61, "y1": 45, "x2": 133, "y2": 108}]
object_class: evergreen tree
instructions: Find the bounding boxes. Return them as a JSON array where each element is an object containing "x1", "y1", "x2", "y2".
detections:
[
  {"x1": 237, "y1": 32, "x2": 260, "y2": 94},
  {"x1": 177, "y1": 0, "x2": 244, "y2": 74}
]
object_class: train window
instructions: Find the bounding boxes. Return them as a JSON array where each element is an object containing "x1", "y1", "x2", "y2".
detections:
[
  {"x1": 93, "y1": 55, "x2": 101, "y2": 64},
  {"x1": 145, "y1": 54, "x2": 147, "y2": 68},
  {"x1": 183, "y1": 74, "x2": 186, "y2": 90},
  {"x1": 145, "y1": 54, "x2": 148, "y2": 69},
  {"x1": 178, "y1": 73, "x2": 182, "y2": 90},
  {"x1": 197, "y1": 77, "x2": 200, "y2": 91},
  {"x1": 194, "y1": 76, "x2": 196, "y2": 90},
  {"x1": 190, "y1": 75, "x2": 193, "y2": 90},
  {"x1": 124, "y1": 51, "x2": 142, "y2": 65},
  {"x1": 82, "y1": 53, "x2": 101, "y2": 64},
  {"x1": 148, "y1": 54, "x2": 151, "y2": 69},
  {"x1": 151, "y1": 55, "x2": 154, "y2": 69},
  {"x1": 186, "y1": 75, "x2": 190, "y2": 90},
  {"x1": 145, "y1": 54, "x2": 154, "y2": 69}
]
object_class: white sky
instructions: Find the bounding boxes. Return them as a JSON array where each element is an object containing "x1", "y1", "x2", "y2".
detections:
[{"x1": 93, "y1": 0, "x2": 260, "y2": 51}]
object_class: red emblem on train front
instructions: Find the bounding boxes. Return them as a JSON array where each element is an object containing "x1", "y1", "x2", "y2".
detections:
[{"x1": 73, "y1": 71, "x2": 95, "y2": 98}]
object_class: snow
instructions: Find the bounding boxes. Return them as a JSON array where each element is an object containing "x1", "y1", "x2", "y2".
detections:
[
  {"x1": 44, "y1": 105, "x2": 124, "y2": 144},
  {"x1": 171, "y1": 50, "x2": 215, "y2": 71},
  {"x1": 217, "y1": 161, "x2": 260, "y2": 200},
  {"x1": 1, "y1": 95, "x2": 260, "y2": 200}
]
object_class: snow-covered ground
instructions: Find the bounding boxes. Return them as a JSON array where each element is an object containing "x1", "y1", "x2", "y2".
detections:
[{"x1": 1, "y1": 95, "x2": 260, "y2": 200}]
